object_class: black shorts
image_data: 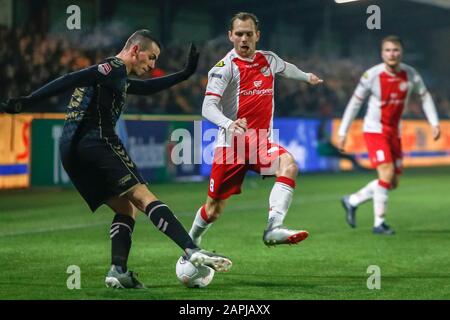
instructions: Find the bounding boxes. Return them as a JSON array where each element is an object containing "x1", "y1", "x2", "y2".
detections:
[{"x1": 60, "y1": 136, "x2": 146, "y2": 212}]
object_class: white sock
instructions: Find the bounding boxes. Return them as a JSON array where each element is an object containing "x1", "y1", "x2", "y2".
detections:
[
  {"x1": 348, "y1": 179, "x2": 378, "y2": 207},
  {"x1": 373, "y1": 180, "x2": 390, "y2": 227},
  {"x1": 268, "y1": 177, "x2": 295, "y2": 229},
  {"x1": 188, "y1": 206, "x2": 212, "y2": 244}
]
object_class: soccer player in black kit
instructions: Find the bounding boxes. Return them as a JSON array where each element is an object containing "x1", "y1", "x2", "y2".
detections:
[{"x1": 1, "y1": 30, "x2": 232, "y2": 289}]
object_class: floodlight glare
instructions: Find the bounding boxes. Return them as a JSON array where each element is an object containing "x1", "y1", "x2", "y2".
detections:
[{"x1": 335, "y1": 0, "x2": 361, "y2": 3}]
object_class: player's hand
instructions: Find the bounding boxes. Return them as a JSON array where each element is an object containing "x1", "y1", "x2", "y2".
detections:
[
  {"x1": 308, "y1": 73, "x2": 323, "y2": 85},
  {"x1": 432, "y1": 125, "x2": 441, "y2": 141},
  {"x1": 228, "y1": 118, "x2": 247, "y2": 135},
  {"x1": 0, "y1": 97, "x2": 28, "y2": 114},
  {"x1": 337, "y1": 135, "x2": 346, "y2": 152},
  {"x1": 182, "y1": 43, "x2": 200, "y2": 78}
]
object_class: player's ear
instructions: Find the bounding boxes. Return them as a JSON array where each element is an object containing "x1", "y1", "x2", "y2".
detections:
[
  {"x1": 255, "y1": 30, "x2": 261, "y2": 42},
  {"x1": 228, "y1": 30, "x2": 233, "y2": 42},
  {"x1": 131, "y1": 44, "x2": 140, "y2": 59}
]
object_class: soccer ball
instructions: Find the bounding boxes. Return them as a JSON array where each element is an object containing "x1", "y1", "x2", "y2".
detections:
[{"x1": 175, "y1": 256, "x2": 215, "y2": 288}]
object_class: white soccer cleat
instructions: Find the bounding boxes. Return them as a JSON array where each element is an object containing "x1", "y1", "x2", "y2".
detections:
[
  {"x1": 186, "y1": 249, "x2": 232, "y2": 272},
  {"x1": 263, "y1": 226, "x2": 309, "y2": 246}
]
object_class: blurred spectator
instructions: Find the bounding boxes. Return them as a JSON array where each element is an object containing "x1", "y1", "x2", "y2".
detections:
[{"x1": 0, "y1": 25, "x2": 448, "y2": 119}]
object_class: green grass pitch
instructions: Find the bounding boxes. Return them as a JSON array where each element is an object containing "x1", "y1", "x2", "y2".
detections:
[{"x1": 1, "y1": 167, "x2": 449, "y2": 300}]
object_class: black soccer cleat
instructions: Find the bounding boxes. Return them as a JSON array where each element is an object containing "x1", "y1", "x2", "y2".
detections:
[
  {"x1": 373, "y1": 222, "x2": 395, "y2": 235},
  {"x1": 341, "y1": 195, "x2": 357, "y2": 228}
]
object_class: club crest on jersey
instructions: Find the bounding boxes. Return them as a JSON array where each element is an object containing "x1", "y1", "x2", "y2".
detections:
[
  {"x1": 98, "y1": 63, "x2": 112, "y2": 75},
  {"x1": 399, "y1": 81, "x2": 408, "y2": 91},
  {"x1": 254, "y1": 80, "x2": 262, "y2": 88},
  {"x1": 215, "y1": 61, "x2": 225, "y2": 67},
  {"x1": 260, "y1": 66, "x2": 271, "y2": 77}
]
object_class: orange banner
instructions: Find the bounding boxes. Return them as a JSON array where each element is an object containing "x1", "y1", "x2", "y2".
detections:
[
  {"x1": 0, "y1": 114, "x2": 33, "y2": 189},
  {"x1": 332, "y1": 119, "x2": 450, "y2": 170}
]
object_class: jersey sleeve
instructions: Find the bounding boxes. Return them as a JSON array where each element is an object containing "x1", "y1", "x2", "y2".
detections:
[
  {"x1": 411, "y1": 68, "x2": 428, "y2": 96},
  {"x1": 337, "y1": 69, "x2": 372, "y2": 136},
  {"x1": 25, "y1": 61, "x2": 124, "y2": 103},
  {"x1": 353, "y1": 70, "x2": 372, "y2": 101},
  {"x1": 263, "y1": 51, "x2": 286, "y2": 74},
  {"x1": 205, "y1": 60, "x2": 232, "y2": 98}
]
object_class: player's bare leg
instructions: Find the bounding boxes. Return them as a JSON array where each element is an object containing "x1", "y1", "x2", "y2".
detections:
[
  {"x1": 189, "y1": 197, "x2": 227, "y2": 246},
  {"x1": 372, "y1": 163, "x2": 396, "y2": 235},
  {"x1": 263, "y1": 152, "x2": 309, "y2": 246}
]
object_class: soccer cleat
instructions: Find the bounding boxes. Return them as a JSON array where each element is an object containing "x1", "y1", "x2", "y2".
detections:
[
  {"x1": 373, "y1": 222, "x2": 395, "y2": 235},
  {"x1": 105, "y1": 265, "x2": 146, "y2": 289},
  {"x1": 341, "y1": 195, "x2": 357, "y2": 228},
  {"x1": 262, "y1": 226, "x2": 309, "y2": 246},
  {"x1": 185, "y1": 248, "x2": 232, "y2": 272}
]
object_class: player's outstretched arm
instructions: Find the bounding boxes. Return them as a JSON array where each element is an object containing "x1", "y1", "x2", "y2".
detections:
[
  {"x1": 127, "y1": 43, "x2": 200, "y2": 95},
  {"x1": 0, "y1": 66, "x2": 108, "y2": 114},
  {"x1": 280, "y1": 62, "x2": 323, "y2": 85}
]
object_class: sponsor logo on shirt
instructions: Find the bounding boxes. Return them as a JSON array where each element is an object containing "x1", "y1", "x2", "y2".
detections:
[
  {"x1": 254, "y1": 80, "x2": 262, "y2": 87},
  {"x1": 98, "y1": 63, "x2": 112, "y2": 75},
  {"x1": 215, "y1": 61, "x2": 225, "y2": 67},
  {"x1": 245, "y1": 63, "x2": 260, "y2": 68},
  {"x1": 381, "y1": 99, "x2": 405, "y2": 106},
  {"x1": 240, "y1": 88, "x2": 274, "y2": 96},
  {"x1": 211, "y1": 73, "x2": 223, "y2": 79}
]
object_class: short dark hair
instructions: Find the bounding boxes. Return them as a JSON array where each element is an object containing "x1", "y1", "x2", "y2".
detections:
[
  {"x1": 124, "y1": 29, "x2": 161, "y2": 51},
  {"x1": 381, "y1": 35, "x2": 403, "y2": 48},
  {"x1": 230, "y1": 12, "x2": 259, "y2": 31}
]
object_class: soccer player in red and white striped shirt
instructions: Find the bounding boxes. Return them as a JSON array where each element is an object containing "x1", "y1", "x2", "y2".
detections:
[
  {"x1": 338, "y1": 35, "x2": 441, "y2": 235},
  {"x1": 188, "y1": 12, "x2": 323, "y2": 247}
]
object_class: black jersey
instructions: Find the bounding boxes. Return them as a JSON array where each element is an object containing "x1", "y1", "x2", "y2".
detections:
[{"x1": 61, "y1": 57, "x2": 128, "y2": 143}]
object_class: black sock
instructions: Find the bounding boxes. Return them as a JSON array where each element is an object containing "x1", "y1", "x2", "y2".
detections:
[
  {"x1": 110, "y1": 213, "x2": 135, "y2": 272},
  {"x1": 145, "y1": 200, "x2": 198, "y2": 251}
]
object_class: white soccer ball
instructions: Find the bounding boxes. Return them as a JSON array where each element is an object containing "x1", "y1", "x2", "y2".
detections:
[{"x1": 175, "y1": 256, "x2": 215, "y2": 288}]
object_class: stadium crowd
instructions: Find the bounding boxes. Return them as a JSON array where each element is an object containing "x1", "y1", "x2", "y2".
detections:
[{"x1": 1, "y1": 25, "x2": 449, "y2": 119}]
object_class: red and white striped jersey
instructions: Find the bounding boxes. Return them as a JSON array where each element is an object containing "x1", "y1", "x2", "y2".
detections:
[
  {"x1": 205, "y1": 49, "x2": 286, "y2": 146},
  {"x1": 339, "y1": 63, "x2": 439, "y2": 137}
]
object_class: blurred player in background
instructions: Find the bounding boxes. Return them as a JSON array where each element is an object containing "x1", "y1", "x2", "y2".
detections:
[
  {"x1": 0, "y1": 30, "x2": 232, "y2": 288},
  {"x1": 188, "y1": 12, "x2": 323, "y2": 248},
  {"x1": 338, "y1": 35, "x2": 440, "y2": 235}
]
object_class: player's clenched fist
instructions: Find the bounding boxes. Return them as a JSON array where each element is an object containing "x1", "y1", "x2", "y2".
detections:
[
  {"x1": 0, "y1": 97, "x2": 29, "y2": 114},
  {"x1": 228, "y1": 118, "x2": 247, "y2": 135},
  {"x1": 307, "y1": 73, "x2": 323, "y2": 85},
  {"x1": 182, "y1": 43, "x2": 200, "y2": 78}
]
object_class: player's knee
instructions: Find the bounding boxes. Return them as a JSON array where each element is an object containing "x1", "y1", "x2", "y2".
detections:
[
  {"x1": 107, "y1": 197, "x2": 137, "y2": 218},
  {"x1": 378, "y1": 163, "x2": 395, "y2": 182},
  {"x1": 287, "y1": 161, "x2": 299, "y2": 177},
  {"x1": 125, "y1": 184, "x2": 157, "y2": 212},
  {"x1": 279, "y1": 158, "x2": 298, "y2": 178}
]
